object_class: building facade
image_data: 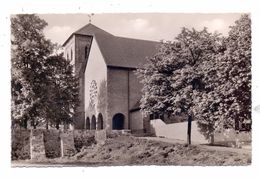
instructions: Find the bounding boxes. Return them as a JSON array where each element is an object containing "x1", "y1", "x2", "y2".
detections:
[{"x1": 63, "y1": 23, "x2": 160, "y2": 133}]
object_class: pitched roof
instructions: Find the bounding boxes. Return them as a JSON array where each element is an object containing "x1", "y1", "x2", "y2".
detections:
[{"x1": 63, "y1": 23, "x2": 160, "y2": 69}]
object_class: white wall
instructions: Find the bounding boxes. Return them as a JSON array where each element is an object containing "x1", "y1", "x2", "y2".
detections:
[
  {"x1": 84, "y1": 37, "x2": 107, "y2": 117},
  {"x1": 150, "y1": 120, "x2": 208, "y2": 144}
]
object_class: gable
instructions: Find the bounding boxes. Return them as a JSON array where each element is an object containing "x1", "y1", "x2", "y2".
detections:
[{"x1": 84, "y1": 37, "x2": 107, "y2": 111}]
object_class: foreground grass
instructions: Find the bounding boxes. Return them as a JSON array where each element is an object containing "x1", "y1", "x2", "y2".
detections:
[{"x1": 12, "y1": 136, "x2": 251, "y2": 166}]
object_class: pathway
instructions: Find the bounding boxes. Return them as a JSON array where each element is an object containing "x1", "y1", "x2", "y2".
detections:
[{"x1": 140, "y1": 136, "x2": 251, "y2": 155}]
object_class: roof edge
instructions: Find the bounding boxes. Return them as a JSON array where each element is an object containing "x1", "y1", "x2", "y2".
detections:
[
  {"x1": 115, "y1": 35, "x2": 160, "y2": 44},
  {"x1": 62, "y1": 33, "x2": 94, "y2": 47},
  {"x1": 62, "y1": 33, "x2": 74, "y2": 47}
]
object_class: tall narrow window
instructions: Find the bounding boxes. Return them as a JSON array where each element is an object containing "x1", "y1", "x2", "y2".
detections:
[
  {"x1": 67, "y1": 53, "x2": 69, "y2": 61},
  {"x1": 71, "y1": 49, "x2": 73, "y2": 61},
  {"x1": 85, "y1": 46, "x2": 88, "y2": 60}
]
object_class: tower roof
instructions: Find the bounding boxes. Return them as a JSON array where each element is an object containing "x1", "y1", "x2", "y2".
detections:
[
  {"x1": 63, "y1": 23, "x2": 160, "y2": 69},
  {"x1": 75, "y1": 23, "x2": 113, "y2": 36}
]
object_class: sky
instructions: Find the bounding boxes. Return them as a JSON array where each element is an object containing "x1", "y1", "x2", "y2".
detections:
[{"x1": 39, "y1": 13, "x2": 243, "y2": 45}]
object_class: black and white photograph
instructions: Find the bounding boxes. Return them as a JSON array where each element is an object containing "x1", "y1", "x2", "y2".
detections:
[
  {"x1": 10, "y1": 12, "x2": 252, "y2": 166},
  {"x1": 1, "y1": 0, "x2": 260, "y2": 178}
]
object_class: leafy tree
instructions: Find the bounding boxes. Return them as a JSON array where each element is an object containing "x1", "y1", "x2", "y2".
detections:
[
  {"x1": 195, "y1": 14, "x2": 251, "y2": 142},
  {"x1": 221, "y1": 14, "x2": 251, "y2": 129},
  {"x1": 42, "y1": 54, "x2": 79, "y2": 129},
  {"x1": 137, "y1": 27, "x2": 223, "y2": 144},
  {"x1": 138, "y1": 14, "x2": 251, "y2": 144},
  {"x1": 11, "y1": 14, "x2": 53, "y2": 128},
  {"x1": 11, "y1": 14, "x2": 79, "y2": 129}
]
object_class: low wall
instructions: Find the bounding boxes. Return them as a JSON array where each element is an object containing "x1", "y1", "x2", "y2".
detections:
[
  {"x1": 12, "y1": 129, "x2": 103, "y2": 160},
  {"x1": 11, "y1": 129, "x2": 31, "y2": 160},
  {"x1": 150, "y1": 120, "x2": 208, "y2": 144},
  {"x1": 30, "y1": 129, "x2": 45, "y2": 160},
  {"x1": 150, "y1": 119, "x2": 252, "y2": 146},
  {"x1": 106, "y1": 130, "x2": 131, "y2": 138},
  {"x1": 74, "y1": 130, "x2": 96, "y2": 152},
  {"x1": 215, "y1": 129, "x2": 251, "y2": 147},
  {"x1": 95, "y1": 130, "x2": 107, "y2": 144},
  {"x1": 43, "y1": 130, "x2": 61, "y2": 158},
  {"x1": 60, "y1": 130, "x2": 76, "y2": 156}
]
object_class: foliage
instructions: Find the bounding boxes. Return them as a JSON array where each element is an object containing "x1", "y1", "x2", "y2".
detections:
[
  {"x1": 137, "y1": 27, "x2": 222, "y2": 117},
  {"x1": 11, "y1": 14, "x2": 79, "y2": 129},
  {"x1": 137, "y1": 15, "x2": 251, "y2": 143},
  {"x1": 42, "y1": 54, "x2": 79, "y2": 129},
  {"x1": 195, "y1": 14, "x2": 251, "y2": 137},
  {"x1": 137, "y1": 27, "x2": 223, "y2": 144}
]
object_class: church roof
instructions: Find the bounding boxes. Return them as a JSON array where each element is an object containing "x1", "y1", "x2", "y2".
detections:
[{"x1": 63, "y1": 23, "x2": 160, "y2": 69}]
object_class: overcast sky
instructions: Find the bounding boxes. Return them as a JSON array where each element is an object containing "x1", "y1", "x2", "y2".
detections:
[{"x1": 39, "y1": 13, "x2": 243, "y2": 45}]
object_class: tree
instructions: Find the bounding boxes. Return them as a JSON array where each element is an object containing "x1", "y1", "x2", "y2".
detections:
[
  {"x1": 11, "y1": 14, "x2": 53, "y2": 128},
  {"x1": 11, "y1": 14, "x2": 79, "y2": 129},
  {"x1": 137, "y1": 27, "x2": 223, "y2": 144},
  {"x1": 42, "y1": 54, "x2": 79, "y2": 129},
  {"x1": 221, "y1": 14, "x2": 251, "y2": 129},
  {"x1": 195, "y1": 14, "x2": 251, "y2": 141}
]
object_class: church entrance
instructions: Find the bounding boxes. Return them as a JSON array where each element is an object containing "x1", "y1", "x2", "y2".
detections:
[{"x1": 112, "y1": 113, "x2": 125, "y2": 130}]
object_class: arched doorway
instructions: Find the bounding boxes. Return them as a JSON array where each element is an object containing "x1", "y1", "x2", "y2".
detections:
[
  {"x1": 97, "y1": 113, "x2": 104, "y2": 130},
  {"x1": 91, "y1": 115, "x2": 96, "y2": 130},
  {"x1": 86, "y1": 117, "x2": 90, "y2": 130},
  {"x1": 112, "y1": 113, "x2": 125, "y2": 130}
]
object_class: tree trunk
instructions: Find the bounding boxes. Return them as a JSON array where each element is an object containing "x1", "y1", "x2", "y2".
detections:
[
  {"x1": 210, "y1": 133, "x2": 214, "y2": 145},
  {"x1": 23, "y1": 118, "x2": 28, "y2": 129},
  {"x1": 46, "y1": 119, "x2": 49, "y2": 130},
  {"x1": 31, "y1": 118, "x2": 36, "y2": 129},
  {"x1": 187, "y1": 115, "x2": 192, "y2": 145}
]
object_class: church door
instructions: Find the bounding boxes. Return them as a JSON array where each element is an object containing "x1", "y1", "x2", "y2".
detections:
[{"x1": 112, "y1": 113, "x2": 125, "y2": 130}]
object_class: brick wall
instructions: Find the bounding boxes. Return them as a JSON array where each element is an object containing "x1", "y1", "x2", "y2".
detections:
[
  {"x1": 74, "y1": 35, "x2": 93, "y2": 129},
  {"x1": 107, "y1": 68, "x2": 129, "y2": 130},
  {"x1": 129, "y1": 70, "x2": 143, "y2": 109},
  {"x1": 130, "y1": 110, "x2": 143, "y2": 133}
]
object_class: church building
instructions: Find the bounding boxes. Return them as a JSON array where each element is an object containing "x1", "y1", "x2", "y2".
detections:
[{"x1": 63, "y1": 23, "x2": 160, "y2": 133}]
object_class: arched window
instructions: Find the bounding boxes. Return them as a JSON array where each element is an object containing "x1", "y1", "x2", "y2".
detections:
[
  {"x1": 97, "y1": 113, "x2": 104, "y2": 130},
  {"x1": 86, "y1": 117, "x2": 90, "y2": 130},
  {"x1": 91, "y1": 115, "x2": 96, "y2": 130},
  {"x1": 112, "y1": 113, "x2": 125, "y2": 130}
]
